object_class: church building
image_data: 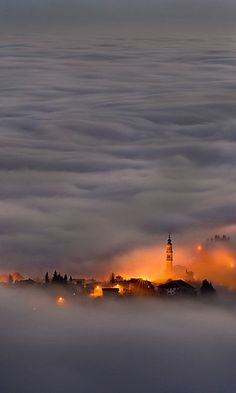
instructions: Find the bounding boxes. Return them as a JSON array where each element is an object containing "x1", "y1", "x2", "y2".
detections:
[{"x1": 166, "y1": 234, "x2": 173, "y2": 277}]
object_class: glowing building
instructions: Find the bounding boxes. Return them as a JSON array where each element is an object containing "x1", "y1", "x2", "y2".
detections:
[{"x1": 166, "y1": 234, "x2": 173, "y2": 277}]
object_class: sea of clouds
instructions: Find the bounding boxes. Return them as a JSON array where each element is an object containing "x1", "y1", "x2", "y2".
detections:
[
  {"x1": 0, "y1": 32, "x2": 236, "y2": 274},
  {"x1": 1, "y1": 2, "x2": 236, "y2": 392}
]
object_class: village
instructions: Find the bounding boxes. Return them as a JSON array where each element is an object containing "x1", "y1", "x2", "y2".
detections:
[{"x1": 1, "y1": 235, "x2": 217, "y2": 302}]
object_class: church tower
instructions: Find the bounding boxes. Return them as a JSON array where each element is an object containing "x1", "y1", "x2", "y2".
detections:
[{"x1": 166, "y1": 234, "x2": 173, "y2": 277}]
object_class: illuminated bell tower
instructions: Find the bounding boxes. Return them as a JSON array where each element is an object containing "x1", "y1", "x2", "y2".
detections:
[{"x1": 166, "y1": 234, "x2": 173, "y2": 277}]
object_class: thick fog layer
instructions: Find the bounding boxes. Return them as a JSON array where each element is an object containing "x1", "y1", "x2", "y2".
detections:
[
  {"x1": 1, "y1": 287, "x2": 236, "y2": 393},
  {"x1": 0, "y1": 34, "x2": 236, "y2": 274}
]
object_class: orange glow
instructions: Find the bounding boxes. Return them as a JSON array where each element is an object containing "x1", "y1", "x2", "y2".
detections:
[
  {"x1": 0, "y1": 272, "x2": 24, "y2": 283},
  {"x1": 90, "y1": 285, "x2": 103, "y2": 297},
  {"x1": 0, "y1": 275, "x2": 8, "y2": 283},
  {"x1": 115, "y1": 283, "x2": 124, "y2": 294},
  {"x1": 57, "y1": 296, "x2": 65, "y2": 305},
  {"x1": 108, "y1": 239, "x2": 236, "y2": 290},
  {"x1": 110, "y1": 244, "x2": 192, "y2": 282},
  {"x1": 192, "y1": 244, "x2": 236, "y2": 289}
]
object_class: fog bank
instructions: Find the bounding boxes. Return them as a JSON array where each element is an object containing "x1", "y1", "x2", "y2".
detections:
[{"x1": 1, "y1": 287, "x2": 236, "y2": 392}]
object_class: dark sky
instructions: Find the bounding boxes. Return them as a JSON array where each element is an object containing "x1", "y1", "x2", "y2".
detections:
[
  {"x1": 0, "y1": 0, "x2": 236, "y2": 275},
  {"x1": 1, "y1": 0, "x2": 236, "y2": 32}
]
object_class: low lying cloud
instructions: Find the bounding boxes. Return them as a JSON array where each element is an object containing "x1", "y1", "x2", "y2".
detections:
[
  {"x1": 0, "y1": 34, "x2": 236, "y2": 274},
  {"x1": 1, "y1": 287, "x2": 236, "y2": 393}
]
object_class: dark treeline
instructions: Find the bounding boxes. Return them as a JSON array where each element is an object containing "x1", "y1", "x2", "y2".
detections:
[
  {"x1": 200, "y1": 279, "x2": 216, "y2": 297},
  {"x1": 45, "y1": 271, "x2": 73, "y2": 285}
]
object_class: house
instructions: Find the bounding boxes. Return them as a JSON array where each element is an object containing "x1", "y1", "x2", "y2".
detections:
[
  {"x1": 102, "y1": 288, "x2": 119, "y2": 298},
  {"x1": 157, "y1": 280, "x2": 196, "y2": 297}
]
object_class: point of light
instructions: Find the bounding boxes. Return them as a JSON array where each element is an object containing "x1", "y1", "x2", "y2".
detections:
[
  {"x1": 57, "y1": 296, "x2": 65, "y2": 305},
  {"x1": 197, "y1": 245, "x2": 203, "y2": 252},
  {"x1": 90, "y1": 285, "x2": 102, "y2": 297}
]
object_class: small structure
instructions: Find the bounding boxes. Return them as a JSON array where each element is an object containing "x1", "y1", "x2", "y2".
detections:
[
  {"x1": 102, "y1": 287, "x2": 119, "y2": 298},
  {"x1": 157, "y1": 279, "x2": 196, "y2": 297}
]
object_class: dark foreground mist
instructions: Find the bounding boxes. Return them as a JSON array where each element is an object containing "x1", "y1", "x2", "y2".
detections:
[{"x1": 1, "y1": 288, "x2": 236, "y2": 393}]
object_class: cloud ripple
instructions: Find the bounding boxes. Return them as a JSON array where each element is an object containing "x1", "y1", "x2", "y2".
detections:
[{"x1": 0, "y1": 35, "x2": 235, "y2": 273}]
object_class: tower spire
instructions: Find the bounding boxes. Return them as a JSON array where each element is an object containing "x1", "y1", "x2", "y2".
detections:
[{"x1": 166, "y1": 233, "x2": 173, "y2": 277}]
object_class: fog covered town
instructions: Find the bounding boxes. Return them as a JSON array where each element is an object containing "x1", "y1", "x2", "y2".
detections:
[{"x1": 0, "y1": 234, "x2": 225, "y2": 303}]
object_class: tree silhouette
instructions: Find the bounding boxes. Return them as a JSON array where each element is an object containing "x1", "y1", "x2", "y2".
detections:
[
  {"x1": 51, "y1": 270, "x2": 71, "y2": 285},
  {"x1": 45, "y1": 272, "x2": 50, "y2": 284},
  {"x1": 201, "y1": 279, "x2": 216, "y2": 296},
  {"x1": 57, "y1": 273, "x2": 63, "y2": 283},
  {"x1": 52, "y1": 270, "x2": 58, "y2": 283}
]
